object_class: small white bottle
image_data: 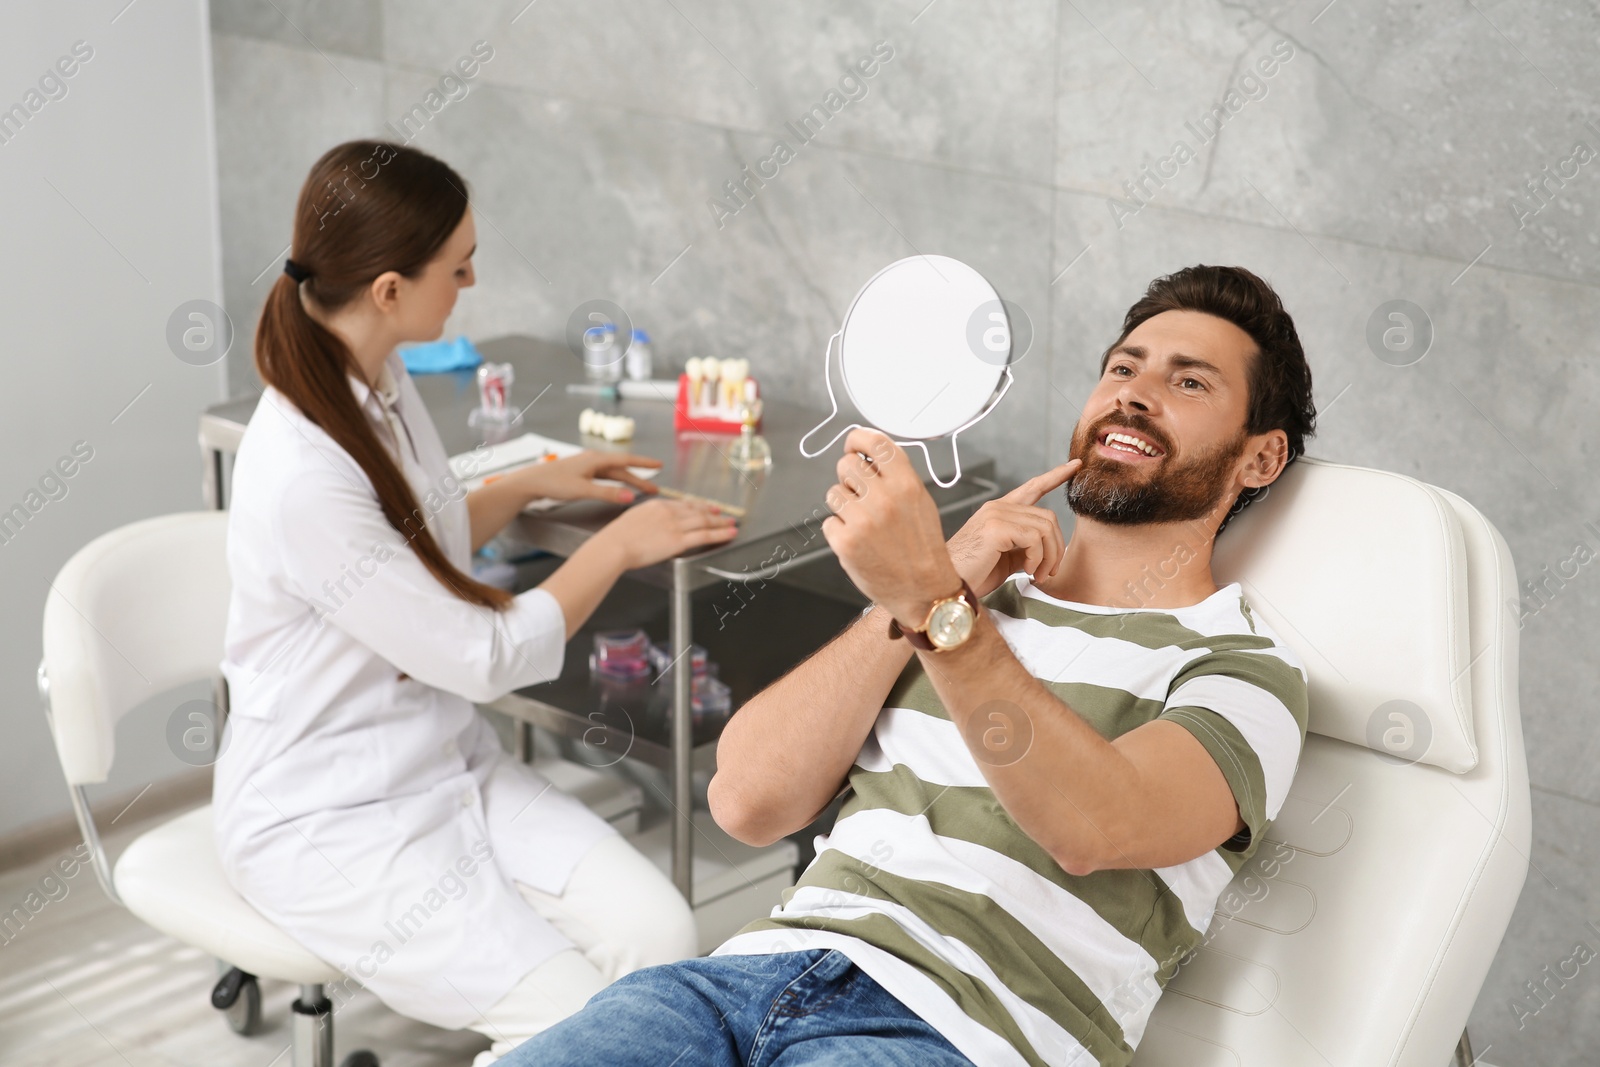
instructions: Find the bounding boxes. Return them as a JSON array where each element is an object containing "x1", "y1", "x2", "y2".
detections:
[{"x1": 625, "y1": 328, "x2": 653, "y2": 381}]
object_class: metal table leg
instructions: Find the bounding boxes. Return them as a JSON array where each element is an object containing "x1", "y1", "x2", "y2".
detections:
[
  {"x1": 670, "y1": 557, "x2": 694, "y2": 899},
  {"x1": 512, "y1": 720, "x2": 534, "y2": 763},
  {"x1": 203, "y1": 446, "x2": 226, "y2": 510}
]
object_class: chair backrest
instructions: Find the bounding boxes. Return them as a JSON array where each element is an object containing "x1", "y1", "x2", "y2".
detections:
[
  {"x1": 1131, "y1": 457, "x2": 1531, "y2": 1066},
  {"x1": 41, "y1": 511, "x2": 231, "y2": 786}
]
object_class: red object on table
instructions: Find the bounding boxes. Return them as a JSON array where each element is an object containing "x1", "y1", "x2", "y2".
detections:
[{"x1": 672, "y1": 373, "x2": 759, "y2": 435}]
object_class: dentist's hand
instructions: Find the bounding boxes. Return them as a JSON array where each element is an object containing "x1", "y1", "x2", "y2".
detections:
[
  {"x1": 945, "y1": 459, "x2": 1080, "y2": 598},
  {"x1": 544, "y1": 496, "x2": 739, "y2": 639},
  {"x1": 594, "y1": 497, "x2": 739, "y2": 570},
  {"x1": 509, "y1": 450, "x2": 662, "y2": 505}
]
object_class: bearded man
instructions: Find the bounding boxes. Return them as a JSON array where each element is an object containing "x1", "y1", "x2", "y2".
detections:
[{"x1": 500, "y1": 264, "x2": 1318, "y2": 1067}]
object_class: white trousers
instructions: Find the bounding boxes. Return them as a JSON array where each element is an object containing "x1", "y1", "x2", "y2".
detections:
[{"x1": 466, "y1": 831, "x2": 699, "y2": 1064}]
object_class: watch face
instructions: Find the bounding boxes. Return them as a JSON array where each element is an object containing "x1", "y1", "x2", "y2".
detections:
[{"x1": 927, "y1": 598, "x2": 975, "y2": 650}]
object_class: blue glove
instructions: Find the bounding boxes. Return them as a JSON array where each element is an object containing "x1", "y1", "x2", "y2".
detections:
[{"x1": 400, "y1": 334, "x2": 483, "y2": 374}]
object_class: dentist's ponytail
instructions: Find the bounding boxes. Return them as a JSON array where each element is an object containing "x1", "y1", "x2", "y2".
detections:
[{"x1": 255, "y1": 140, "x2": 511, "y2": 610}]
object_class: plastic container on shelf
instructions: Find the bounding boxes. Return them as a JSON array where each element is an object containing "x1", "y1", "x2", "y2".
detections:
[
  {"x1": 590, "y1": 628, "x2": 653, "y2": 681},
  {"x1": 649, "y1": 642, "x2": 709, "y2": 678},
  {"x1": 691, "y1": 674, "x2": 732, "y2": 727}
]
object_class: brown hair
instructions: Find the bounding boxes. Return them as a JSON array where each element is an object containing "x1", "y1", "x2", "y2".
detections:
[
  {"x1": 1099, "y1": 264, "x2": 1317, "y2": 534},
  {"x1": 255, "y1": 139, "x2": 511, "y2": 609}
]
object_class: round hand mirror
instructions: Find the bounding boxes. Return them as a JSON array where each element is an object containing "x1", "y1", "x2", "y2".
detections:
[{"x1": 800, "y1": 254, "x2": 1014, "y2": 486}]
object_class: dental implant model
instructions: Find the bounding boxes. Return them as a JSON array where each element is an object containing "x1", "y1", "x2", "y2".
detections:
[{"x1": 675, "y1": 357, "x2": 761, "y2": 434}]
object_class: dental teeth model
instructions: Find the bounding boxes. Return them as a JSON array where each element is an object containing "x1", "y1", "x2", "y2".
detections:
[
  {"x1": 680, "y1": 357, "x2": 757, "y2": 433},
  {"x1": 579, "y1": 408, "x2": 635, "y2": 442}
]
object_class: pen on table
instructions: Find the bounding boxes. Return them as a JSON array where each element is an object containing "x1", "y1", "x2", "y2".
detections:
[{"x1": 481, "y1": 453, "x2": 559, "y2": 484}]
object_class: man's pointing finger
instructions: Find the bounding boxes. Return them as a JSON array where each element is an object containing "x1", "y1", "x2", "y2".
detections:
[{"x1": 1003, "y1": 458, "x2": 1083, "y2": 506}]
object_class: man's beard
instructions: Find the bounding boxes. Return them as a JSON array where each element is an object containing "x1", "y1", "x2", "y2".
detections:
[{"x1": 1064, "y1": 415, "x2": 1248, "y2": 526}]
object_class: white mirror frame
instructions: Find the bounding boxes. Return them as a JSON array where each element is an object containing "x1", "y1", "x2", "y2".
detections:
[{"x1": 799, "y1": 257, "x2": 1015, "y2": 488}]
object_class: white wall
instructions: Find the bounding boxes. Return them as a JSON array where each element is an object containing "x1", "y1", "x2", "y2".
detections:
[{"x1": 0, "y1": 1, "x2": 225, "y2": 839}]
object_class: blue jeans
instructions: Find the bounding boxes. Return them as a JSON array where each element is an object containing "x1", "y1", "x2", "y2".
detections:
[{"x1": 496, "y1": 947, "x2": 976, "y2": 1066}]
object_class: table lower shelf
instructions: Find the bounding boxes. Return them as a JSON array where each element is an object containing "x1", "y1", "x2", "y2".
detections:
[{"x1": 490, "y1": 559, "x2": 869, "y2": 773}]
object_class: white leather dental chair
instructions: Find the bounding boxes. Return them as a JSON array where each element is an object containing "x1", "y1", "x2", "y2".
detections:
[
  {"x1": 38, "y1": 510, "x2": 378, "y2": 1067},
  {"x1": 1131, "y1": 457, "x2": 1531, "y2": 1066}
]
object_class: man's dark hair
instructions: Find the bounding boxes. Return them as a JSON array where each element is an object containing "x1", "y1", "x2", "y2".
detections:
[{"x1": 1098, "y1": 264, "x2": 1317, "y2": 534}]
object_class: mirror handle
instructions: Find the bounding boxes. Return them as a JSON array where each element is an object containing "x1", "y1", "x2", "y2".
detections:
[
  {"x1": 799, "y1": 330, "x2": 859, "y2": 458},
  {"x1": 903, "y1": 366, "x2": 1014, "y2": 487}
]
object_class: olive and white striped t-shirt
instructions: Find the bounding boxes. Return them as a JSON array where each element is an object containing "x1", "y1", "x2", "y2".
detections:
[{"x1": 710, "y1": 575, "x2": 1310, "y2": 1067}]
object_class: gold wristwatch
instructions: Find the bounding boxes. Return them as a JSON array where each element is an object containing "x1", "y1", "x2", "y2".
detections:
[{"x1": 887, "y1": 580, "x2": 980, "y2": 652}]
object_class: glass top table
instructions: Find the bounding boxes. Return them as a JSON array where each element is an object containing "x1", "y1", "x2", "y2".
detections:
[{"x1": 198, "y1": 333, "x2": 999, "y2": 893}]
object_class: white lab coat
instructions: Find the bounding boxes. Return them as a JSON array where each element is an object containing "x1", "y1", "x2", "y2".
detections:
[{"x1": 212, "y1": 350, "x2": 617, "y2": 1029}]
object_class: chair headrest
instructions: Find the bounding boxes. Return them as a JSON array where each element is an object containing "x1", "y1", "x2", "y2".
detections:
[
  {"x1": 42, "y1": 510, "x2": 232, "y2": 785},
  {"x1": 1213, "y1": 456, "x2": 1477, "y2": 773}
]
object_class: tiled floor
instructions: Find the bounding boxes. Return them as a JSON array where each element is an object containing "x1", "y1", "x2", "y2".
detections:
[{"x1": 0, "y1": 810, "x2": 488, "y2": 1067}]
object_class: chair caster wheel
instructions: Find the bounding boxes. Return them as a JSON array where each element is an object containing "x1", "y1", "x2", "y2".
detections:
[
  {"x1": 211, "y1": 968, "x2": 262, "y2": 1035},
  {"x1": 339, "y1": 1052, "x2": 379, "y2": 1067}
]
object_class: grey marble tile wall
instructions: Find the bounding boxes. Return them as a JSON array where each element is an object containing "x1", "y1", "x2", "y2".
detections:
[{"x1": 208, "y1": 0, "x2": 1600, "y2": 1061}]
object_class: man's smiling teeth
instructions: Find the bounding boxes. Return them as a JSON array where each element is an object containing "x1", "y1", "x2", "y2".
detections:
[{"x1": 1104, "y1": 431, "x2": 1160, "y2": 457}]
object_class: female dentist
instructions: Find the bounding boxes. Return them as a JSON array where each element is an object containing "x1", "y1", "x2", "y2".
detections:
[{"x1": 212, "y1": 139, "x2": 737, "y2": 1063}]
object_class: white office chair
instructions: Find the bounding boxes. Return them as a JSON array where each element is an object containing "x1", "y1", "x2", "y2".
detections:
[
  {"x1": 38, "y1": 511, "x2": 377, "y2": 1067},
  {"x1": 1131, "y1": 457, "x2": 1531, "y2": 1066}
]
